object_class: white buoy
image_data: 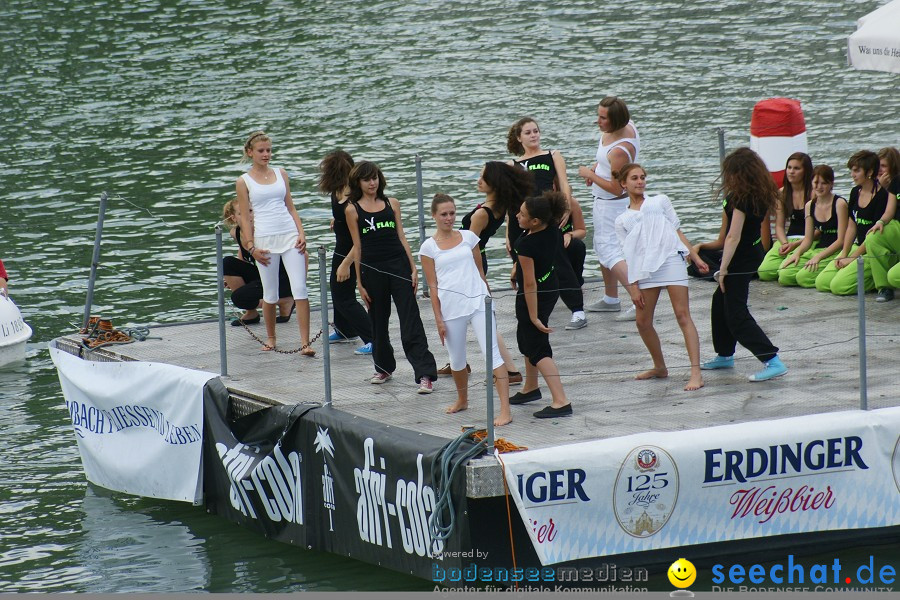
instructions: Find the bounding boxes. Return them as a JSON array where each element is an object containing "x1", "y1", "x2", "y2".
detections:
[
  {"x1": 749, "y1": 98, "x2": 807, "y2": 188},
  {"x1": 0, "y1": 294, "x2": 33, "y2": 367}
]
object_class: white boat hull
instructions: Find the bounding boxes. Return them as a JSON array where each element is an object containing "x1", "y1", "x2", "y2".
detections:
[{"x1": 0, "y1": 295, "x2": 33, "y2": 367}]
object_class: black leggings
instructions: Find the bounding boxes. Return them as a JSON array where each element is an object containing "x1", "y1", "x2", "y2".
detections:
[
  {"x1": 330, "y1": 252, "x2": 373, "y2": 343},
  {"x1": 223, "y1": 256, "x2": 291, "y2": 310},
  {"x1": 555, "y1": 237, "x2": 584, "y2": 313},
  {"x1": 711, "y1": 272, "x2": 778, "y2": 363},
  {"x1": 361, "y1": 262, "x2": 437, "y2": 382}
]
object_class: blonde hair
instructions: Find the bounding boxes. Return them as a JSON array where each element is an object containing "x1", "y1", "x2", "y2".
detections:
[
  {"x1": 222, "y1": 198, "x2": 239, "y2": 229},
  {"x1": 241, "y1": 131, "x2": 270, "y2": 163}
]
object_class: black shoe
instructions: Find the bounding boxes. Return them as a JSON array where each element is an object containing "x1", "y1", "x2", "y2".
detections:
[
  {"x1": 231, "y1": 315, "x2": 261, "y2": 326},
  {"x1": 275, "y1": 301, "x2": 296, "y2": 323},
  {"x1": 533, "y1": 404, "x2": 573, "y2": 418},
  {"x1": 509, "y1": 389, "x2": 542, "y2": 405}
]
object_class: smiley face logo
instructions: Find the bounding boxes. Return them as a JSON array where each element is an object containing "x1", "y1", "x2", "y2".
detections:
[{"x1": 668, "y1": 558, "x2": 696, "y2": 588}]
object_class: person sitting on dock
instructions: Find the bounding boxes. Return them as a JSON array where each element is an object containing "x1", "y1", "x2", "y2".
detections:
[
  {"x1": 509, "y1": 191, "x2": 573, "y2": 418},
  {"x1": 345, "y1": 161, "x2": 437, "y2": 393},
  {"x1": 236, "y1": 131, "x2": 314, "y2": 355},
  {"x1": 318, "y1": 150, "x2": 374, "y2": 354},
  {"x1": 613, "y1": 163, "x2": 708, "y2": 391},
  {"x1": 781, "y1": 165, "x2": 849, "y2": 288},
  {"x1": 757, "y1": 152, "x2": 813, "y2": 282},
  {"x1": 221, "y1": 199, "x2": 295, "y2": 326},
  {"x1": 420, "y1": 194, "x2": 512, "y2": 425},
  {"x1": 864, "y1": 147, "x2": 900, "y2": 302},
  {"x1": 816, "y1": 150, "x2": 887, "y2": 296}
]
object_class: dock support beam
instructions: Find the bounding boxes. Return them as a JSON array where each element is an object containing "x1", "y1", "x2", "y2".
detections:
[
  {"x1": 717, "y1": 128, "x2": 726, "y2": 165},
  {"x1": 319, "y1": 247, "x2": 333, "y2": 406},
  {"x1": 415, "y1": 154, "x2": 428, "y2": 297},
  {"x1": 856, "y1": 256, "x2": 867, "y2": 410},
  {"x1": 215, "y1": 224, "x2": 228, "y2": 377},
  {"x1": 83, "y1": 191, "x2": 108, "y2": 330},
  {"x1": 484, "y1": 296, "x2": 495, "y2": 449}
]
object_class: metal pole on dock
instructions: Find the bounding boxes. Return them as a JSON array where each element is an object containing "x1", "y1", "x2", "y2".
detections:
[
  {"x1": 717, "y1": 128, "x2": 726, "y2": 164},
  {"x1": 415, "y1": 154, "x2": 428, "y2": 297},
  {"x1": 215, "y1": 224, "x2": 228, "y2": 377},
  {"x1": 82, "y1": 191, "x2": 108, "y2": 330},
  {"x1": 856, "y1": 256, "x2": 867, "y2": 410},
  {"x1": 484, "y1": 296, "x2": 495, "y2": 449},
  {"x1": 319, "y1": 247, "x2": 333, "y2": 406}
]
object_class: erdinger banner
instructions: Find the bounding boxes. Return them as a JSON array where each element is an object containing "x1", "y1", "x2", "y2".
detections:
[
  {"x1": 302, "y1": 406, "x2": 472, "y2": 580},
  {"x1": 50, "y1": 345, "x2": 214, "y2": 504},
  {"x1": 203, "y1": 395, "x2": 314, "y2": 546},
  {"x1": 501, "y1": 408, "x2": 900, "y2": 565}
]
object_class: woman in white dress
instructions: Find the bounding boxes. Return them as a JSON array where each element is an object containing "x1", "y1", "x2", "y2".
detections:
[
  {"x1": 614, "y1": 164, "x2": 708, "y2": 391},
  {"x1": 420, "y1": 194, "x2": 512, "y2": 426}
]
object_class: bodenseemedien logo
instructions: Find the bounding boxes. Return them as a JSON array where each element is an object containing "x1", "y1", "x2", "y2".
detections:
[{"x1": 668, "y1": 558, "x2": 696, "y2": 597}]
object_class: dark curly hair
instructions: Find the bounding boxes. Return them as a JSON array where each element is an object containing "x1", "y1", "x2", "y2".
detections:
[
  {"x1": 507, "y1": 117, "x2": 538, "y2": 156},
  {"x1": 718, "y1": 147, "x2": 778, "y2": 217},
  {"x1": 318, "y1": 150, "x2": 354, "y2": 194}
]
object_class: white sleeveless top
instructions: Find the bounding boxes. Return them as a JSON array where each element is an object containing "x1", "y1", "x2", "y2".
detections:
[
  {"x1": 419, "y1": 230, "x2": 488, "y2": 320},
  {"x1": 592, "y1": 121, "x2": 641, "y2": 200},
  {"x1": 240, "y1": 168, "x2": 297, "y2": 237}
]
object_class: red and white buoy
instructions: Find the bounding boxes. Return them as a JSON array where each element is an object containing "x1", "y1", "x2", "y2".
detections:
[{"x1": 749, "y1": 98, "x2": 807, "y2": 187}]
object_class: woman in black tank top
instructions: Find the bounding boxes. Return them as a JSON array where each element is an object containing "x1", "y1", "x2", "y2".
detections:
[
  {"x1": 758, "y1": 152, "x2": 813, "y2": 281},
  {"x1": 508, "y1": 116, "x2": 587, "y2": 328},
  {"x1": 345, "y1": 161, "x2": 436, "y2": 389},
  {"x1": 780, "y1": 165, "x2": 849, "y2": 288},
  {"x1": 319, "y1": 151, "x2": 373, "y2": 350}
]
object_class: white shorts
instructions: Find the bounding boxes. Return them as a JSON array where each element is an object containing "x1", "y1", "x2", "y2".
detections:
[{"x1": 592, "y1": 196, "x2": 628, "y2": 268}]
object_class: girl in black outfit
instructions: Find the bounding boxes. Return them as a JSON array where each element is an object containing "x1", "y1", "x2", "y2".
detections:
[
  {"x1": 508, "y1": 116, "x2": 587, "y2": 329},
  {"x1": 509, "y1": 191, "x2": 572, "y2": 418},
  {"x1": 345, "y1": 161, "x2": 437, "y2": 392},
  {"x1": 702, "y1": 148, "x2": 787, "y2": 382},
  {"x1": 319, "y1": 151, "x2": 373, "y2": 353},
  {"x1": 221, "y1": 199, "x2": 293, "y2": 325}
]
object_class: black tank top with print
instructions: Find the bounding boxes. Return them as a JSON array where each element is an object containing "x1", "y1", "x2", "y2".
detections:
[
  {"x1": 353, "y1": 198, "x2": 405, "y2": 266},
  {"x1": 811, "y1": 195, "x2": 845, "y2": 248},
  {"x1": 787, "y1": 207, "x2": 806, "y2": 237},
  {"x1": 331, "y1": 192, "x2": 353, "y2": 255},
  {"x1": 461, "y1": 204, "x2": 503, "y2": 252},
  {"x1": 514, "y1": 150, "x2": 556, "y2": 193}
]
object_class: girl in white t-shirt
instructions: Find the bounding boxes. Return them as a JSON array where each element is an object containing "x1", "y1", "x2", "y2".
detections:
[
  {"x1": 420, "y1": 194, "x2": 512, "y2": 426},
  {"x1": 614, "y1": 164, "x2": 708, "y2": 391}
]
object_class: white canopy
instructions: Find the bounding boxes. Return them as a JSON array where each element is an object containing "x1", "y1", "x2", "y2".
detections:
[{"x1": 848, "y1": 0, "x2": 900, "y2": 73}]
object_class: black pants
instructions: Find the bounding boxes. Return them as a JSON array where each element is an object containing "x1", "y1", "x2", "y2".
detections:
[
  {"x1": 562, "y1": 237, "x2": 586, "y2": 286},
  {"x1": 515, "y1": 288, "x2": 559, "y2": 365},
  {"x1": 555, "y1": 237, "x2": 584, "y2": 312},
  {"x1": 711, "y1": 272, "x2": 778, "y2": 363},
  {"x1": 330, "y1": 253, "x2": 373, "y2": 343},
  {"x1": 224, "y1": 256, "x2": 291, "y2": 310},
  {"x1": 361, "y1": 262, "x2": 437, "y2": 382}
]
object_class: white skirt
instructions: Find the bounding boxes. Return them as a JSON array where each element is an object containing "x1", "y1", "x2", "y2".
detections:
[
  {"x1": 255, "y1": 232, "x2": 299, "y2": 255},
  {"x1": 638, "y1": 253, "x2": 687, "y2": 289}
]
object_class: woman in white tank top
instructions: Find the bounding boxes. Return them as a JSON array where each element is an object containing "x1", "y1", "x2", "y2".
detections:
[
  {"x1": 577, "y1": 97, "x2": 641, "y2": 317},
  {"x1": 236, "y1": 131, "x2": 314, "y2": 356}
]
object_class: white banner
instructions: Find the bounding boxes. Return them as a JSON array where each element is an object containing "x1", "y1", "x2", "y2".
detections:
[
  {"x1": 51, "y1": 346, "x2": 216, "y2": 504},
  {"x1": 500, "y1": 407, "x2": 900, "y2": 565}
]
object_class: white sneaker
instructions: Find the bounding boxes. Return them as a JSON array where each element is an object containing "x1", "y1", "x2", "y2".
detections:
[
  {"x1": 565, "y1": 314, "x2": 587, "y2": 330},
  {"x1": 615, "y1": 305, "x2": 637, "y2": 321},
  {"x1": 586, "y1": 299, "x2": 621, "y2": 312}
]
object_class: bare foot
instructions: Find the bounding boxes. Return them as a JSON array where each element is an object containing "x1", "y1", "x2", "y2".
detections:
[
  {"x1": 300, "y1": 345, "x2": 315, "y2": 357},
  {"x1": 261, "y1": 337, "x2": 276, "y2": 351},
  {"x1": 445, "y1": 402, "x2": 468, "y2": 414},
  {"x1": 494, "y1": 411, "x2": 512, "y2": 426},
  {"x1": 684, "y1": 373, "x2": 704, "y2": 391},
  {"x1": 635, "y1": 367, "x2": 668, "y2": 380}
]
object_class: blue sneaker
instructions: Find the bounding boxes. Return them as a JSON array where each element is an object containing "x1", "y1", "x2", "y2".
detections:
[
  {"x1": 354, "y1": 342, "x2": 373, "y2": 355},
  {"x1": 700, "y1": 355, "x2": 734, "y2": 370},
  {"x1": 328, "y1": 331, "x2": 356, "y2": 344},
  {"x1": 749, "y1": 356, "x2": 787, "y2": 382}
]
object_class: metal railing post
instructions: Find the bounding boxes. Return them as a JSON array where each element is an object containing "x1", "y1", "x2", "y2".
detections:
[
  {"x1": 319, "y1": 246, "x2": 333, "y2": 406},
  {"x1": 717, "y1": 128, "x2": 726, "y2": 165},
  {"x1": 415, "y1": 154, "x2": 429, "y2": 297},
  {"x1": 83, "y1": 191, "x2": 108, "y2": 329},
  {"x1": 215, "y1": 224, "x2": 228, "y2": 377},
  {"x1": 856, "y1": 256, "x2": 867, "y2": 410},
  {"x1": 485, "y1": 296, "x2": 495, "y2": 449}
]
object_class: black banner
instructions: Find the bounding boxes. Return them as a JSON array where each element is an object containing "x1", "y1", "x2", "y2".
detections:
[
  {"x1": 203, "y1": 386, "x2": 315, "y2": 546},
  {"x1": 203, "y1": 390, "x2": 475, "y2": 581}
]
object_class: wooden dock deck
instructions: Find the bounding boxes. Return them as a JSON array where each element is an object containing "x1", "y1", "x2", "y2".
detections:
[{"x1": 55, "y1": 278, "x2": 899, "y2": 496}]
